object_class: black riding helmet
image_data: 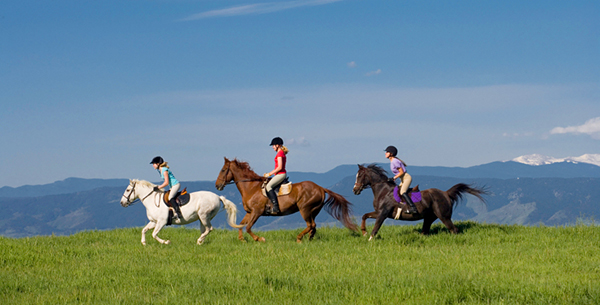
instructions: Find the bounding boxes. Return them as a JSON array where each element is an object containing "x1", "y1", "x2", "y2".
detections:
[
  {"x1": 150, "y1": 156, "x2": 164, "y2": 164},
  {"x1": 384, "y1": 146, "x2": 398, "y2": 157},
  {"x1": 269, "y1": 137, "x2": 284, "y2": 146}
]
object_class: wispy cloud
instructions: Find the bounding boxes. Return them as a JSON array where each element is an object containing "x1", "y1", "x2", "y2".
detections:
[
  {"x1": 181, "y1": 0, "x2": 342, "y2": 21},
  {"x1": 347, "y1": 61, "x2": 356, "y2": 68},
  {"x1": 550, "y1": 117, "x2": 600, "y2": 139},
  {"x1": 365, "y1": 69, "x2": 381, "y2": 76},
  {"x1": 286, "y1": 137, "x2": 310, "y2": 146}
]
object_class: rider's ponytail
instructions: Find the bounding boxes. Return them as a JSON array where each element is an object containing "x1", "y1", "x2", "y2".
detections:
[
  {"x1": 395, "y1": 157, "x2": 407, "y2": 167},
  {"x1": 281, "y1": 145, "x2": 289, "y2": 155},
  {"x1": 158, "y1": 162, "x2": 169, "y2": 168}
]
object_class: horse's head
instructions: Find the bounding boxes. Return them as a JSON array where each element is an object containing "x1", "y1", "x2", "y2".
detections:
[
  {"x1": 353, "y1": 164, "x2": 371, "y2": 195},
  {"x1": 120, "y1": 180, "x2": 139, "y2": 207},
  {"x1": 215, "y1": 157, "x2": 234, "y2": 191}
]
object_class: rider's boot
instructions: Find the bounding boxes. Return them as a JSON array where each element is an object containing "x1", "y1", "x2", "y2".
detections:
[
  {"x1": 266, "y1": 190, "x2": 280, "y2": 214},
  {"x1": 170, "y1": 198, "x2": 183, "y2": 220},
  {"x1": 402, "y1": 193, "x2": 419, "y2": 214}
]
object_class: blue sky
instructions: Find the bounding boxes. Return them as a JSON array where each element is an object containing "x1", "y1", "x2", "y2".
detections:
[{"x1": 1, "y1": 0, "x2": 598, "y2": 187}]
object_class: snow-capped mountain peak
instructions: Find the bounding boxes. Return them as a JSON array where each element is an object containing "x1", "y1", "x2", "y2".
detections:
[{"x1": 512, "y1": 154, "x2": 600, "y2": 167}]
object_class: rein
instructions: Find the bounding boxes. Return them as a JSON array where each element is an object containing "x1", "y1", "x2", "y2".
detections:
[{"x1": 123, "y1": 181, "x2": 158, "y2": 205}]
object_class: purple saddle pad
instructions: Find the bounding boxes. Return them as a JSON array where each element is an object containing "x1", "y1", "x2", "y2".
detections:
[{"x1": 393, "y1": 186, "x2": 422, "y2": 203}]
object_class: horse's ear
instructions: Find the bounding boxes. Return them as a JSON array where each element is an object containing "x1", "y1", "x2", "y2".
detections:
[
  {"x1": 224, "y1": 157, "x2": 229, "y2": 162},
  {"x1": 129, "y1": 179, "x2": 132, "y2": 183},
  {"x1": 358, "y1": 164, "x2": 364, "y2": 169}
]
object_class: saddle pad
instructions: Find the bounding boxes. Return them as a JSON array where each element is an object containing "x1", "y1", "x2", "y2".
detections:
[
  {"x1": 393, "y1": 186, "x2": 422, "y2": 204},
  {"x1": 261, "y1": 182, "x2": 293, "y2": 197}
]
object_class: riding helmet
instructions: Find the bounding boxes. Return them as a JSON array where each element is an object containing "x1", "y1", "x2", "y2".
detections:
[
  {"x1": 150, "y1": 156, "x2": 164, "y2": 164},
  {"x1": 269, "y1": 137, "x2": 284, "y2": 146},
  {"x1": 384, "y1": 146, "x2": 398, "y2": 157}
]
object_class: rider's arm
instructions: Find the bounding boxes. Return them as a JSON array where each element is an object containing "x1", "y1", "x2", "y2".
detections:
[
  {"x1": 393, "y1": 167, "x2": 405, "y2": 180},
  {"x1": 158, "y1": 170, "x2": 170, "y2": 189},
  {"x1": 265, "y1": 156, "x2": 283, "y2": 177}
]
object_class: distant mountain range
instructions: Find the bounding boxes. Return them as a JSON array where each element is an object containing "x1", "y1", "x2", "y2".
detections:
[
  {"x1": 1, "y1": 157, "x2": 599, "y2": 238},
  {"x1": 511, "y1": 154, "x2": 600, "y2": 167}
]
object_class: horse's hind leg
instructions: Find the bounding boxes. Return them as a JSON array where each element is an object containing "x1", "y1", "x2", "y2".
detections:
[
  {"x1": 141, "y1": 222, "x2": 156, "y2": 246},
  {"x1": 297, "y1": 208, "x2": 316, "y2": 243},
  {"x1": 361, "y1": 211, "x2": 379, "y2": 236},
  {"x1": 308, "y1": 206, "x2": 323, "y2": 240},
  {"x1": 439, "y1": 217, "x2": 459, "y2": 234}
]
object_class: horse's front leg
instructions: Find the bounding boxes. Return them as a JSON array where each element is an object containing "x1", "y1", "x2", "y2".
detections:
[
  {"x1": 141, "y1": 222, "x2": 156, "y2": 246},
  {"x1": 245, "y1": 211, "x2": 265, "y2": 242},
  {"x1": 361, "y1": 211, "x2": 379, "y2": 236},
  {"x1": 237, "y1": 213, "x2": 250, "y2": 242},
  {"x1": 369, "y1": 206, "x2": 394, "y2": 241},
  {"x1": 151, "y1": 221, "x2": 171, "y2": 245}
]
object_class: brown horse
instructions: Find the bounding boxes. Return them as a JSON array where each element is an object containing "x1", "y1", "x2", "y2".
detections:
[
  {"x1": 353, "y1": 164, "x2": 487, "y2": 240},
  {"x1": 215, "y1": 158, "x2": 358, "y2": 242}
]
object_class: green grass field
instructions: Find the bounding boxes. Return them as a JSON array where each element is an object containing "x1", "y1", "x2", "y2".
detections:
[{"x1": 1, "y1": 221, "x2": 599, "y2": 304}]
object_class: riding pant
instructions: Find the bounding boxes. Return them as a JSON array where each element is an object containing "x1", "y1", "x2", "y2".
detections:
[
  {"x1": 266, "y1": 174, "x2": 287, "y2": 192},
  {"x1": 168, "y1": 183, "x2": 181, "y2": 201},
  {"x1": 399, "y1": 173, "x2": 412, "y2": 195}
]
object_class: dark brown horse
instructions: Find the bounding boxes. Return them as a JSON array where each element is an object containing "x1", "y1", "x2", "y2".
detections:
[
  {"x1": 215, "y1": 158, "x2": 358, "y2": 242},
  {"x1": 353, "y1": 164, "x2": 487, "y2": 240}
]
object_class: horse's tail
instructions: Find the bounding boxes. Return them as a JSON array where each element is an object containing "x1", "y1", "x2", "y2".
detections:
[
  {"x1": 446, "y1": 183, "x2": 488, "y2": 208},
  {"x1": 219, "y1": 196, "x2": 245, "y2": 229},
  {"x1": 324, "y1": 189, "x2": 358, "y2": 232}
]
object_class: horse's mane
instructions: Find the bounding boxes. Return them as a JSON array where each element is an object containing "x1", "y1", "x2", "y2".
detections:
[
  {"x1": 131, "y1": 179, "x2": 157, "y2": 188},
  {"x1": 232, "y1": 159, "x2": 266, "y2": 181},
  {"x1": 362, "y1": 164, "x2": 392, "y2": 183}
]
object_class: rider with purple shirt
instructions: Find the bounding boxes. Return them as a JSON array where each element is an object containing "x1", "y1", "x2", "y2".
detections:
[{"x1": 385, "y1": 146, "x2": 418, "y2": 214}]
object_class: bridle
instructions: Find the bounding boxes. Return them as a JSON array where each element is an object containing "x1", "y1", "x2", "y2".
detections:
[
  {"x1": 122, "y1": 181, "x2": 156, "y2": 206},
  {"x1": 353, "y1": 170, "x2": 372, "y2": 194},
  {"x1": 217, "y1": 162, "x2": 264, "y2": 189}
]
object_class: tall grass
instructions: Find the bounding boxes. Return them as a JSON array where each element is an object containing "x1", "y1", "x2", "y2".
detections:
[{"x1": 1, "y1": 222, "x2": 599, "y2": 304}]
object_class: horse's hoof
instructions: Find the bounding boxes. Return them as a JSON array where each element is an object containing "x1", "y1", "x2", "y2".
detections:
[
  {"x1": 258, "y1": 237, "x2": 266, "y2": 242},
  {"x1": 368, "y1": 236, "x2": 373, "y2": 241},
  {"x1": 164, "y1": 240, "x2": 171, "y2": 245},
  {"x1": 142, "y1": 242, "x2": 146, "y2": 246},
  {"x1": 362, "y1": 232, "x2": 367, "y2": 236}
]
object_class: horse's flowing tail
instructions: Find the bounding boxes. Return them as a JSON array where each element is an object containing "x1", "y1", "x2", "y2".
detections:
[
  {"x1": 446, "y1": 183, "x2": 488, "y2": 208},
  {"x1": 324, "y1": 189, "x2": 358, "y2": 232},
  {"x1": 219, "y1": 196, "x2": 245, "y2": 229}
]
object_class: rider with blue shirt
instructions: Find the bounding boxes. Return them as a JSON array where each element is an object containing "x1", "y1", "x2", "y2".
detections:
[{"x1": 150, "y1": 156, "x2": 183, "y2": 219}]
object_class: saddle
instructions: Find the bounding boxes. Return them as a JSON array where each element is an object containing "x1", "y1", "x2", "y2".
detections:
[
  {"x1": 393, "y1": 185, "x2": 422, "y2": 204},
  {"x1": 162, "y1": 188, "x2": 191, "y2": 207},
  {"x1": 261, "y1": 177, "x2": 293, "y2": 197}
]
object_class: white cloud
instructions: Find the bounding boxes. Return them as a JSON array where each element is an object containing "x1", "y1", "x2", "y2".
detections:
[
  {"x1": 347, "y1": 61, "x2": 356, "y2": 68},
  {"x1": 550, "y1": 117, "x2": 600, "y2": 139},
  {"x1": 286, "y1": 137, "x2": 310, "y2": 146},
  {"x1": 181, "y1": 0, "x2": 342, "y2": 21},
  {"x1": 365, "y1": 69, "x2": 381, "y2": 76}
]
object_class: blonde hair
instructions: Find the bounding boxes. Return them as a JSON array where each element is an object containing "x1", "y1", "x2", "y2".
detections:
[
  {"x1": 281, "y1": 145, "x2": 289, "y2": 155},
  {"x1": 158, "y1": 162, "x2": 169, "y2": 168}
]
